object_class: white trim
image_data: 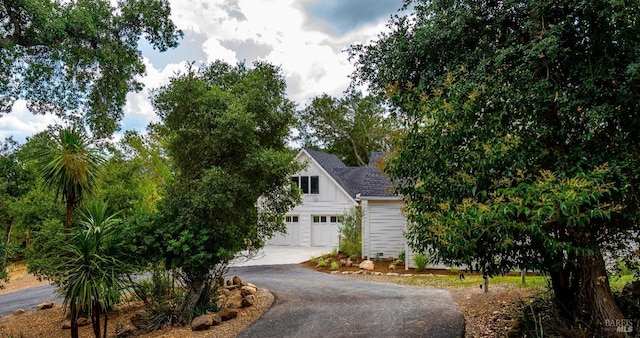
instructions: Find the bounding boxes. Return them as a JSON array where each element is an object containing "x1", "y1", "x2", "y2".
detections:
[
  {"x1": 296, "y1": 149, "x2": 359, "y2": 206},
  {"x1": 358, "y1": 195, "x2": 402, "y2": 201}
]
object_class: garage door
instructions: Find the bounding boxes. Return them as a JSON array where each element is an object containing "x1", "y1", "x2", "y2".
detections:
[
  {"x1": 269, "y1": 215, "x2": 299, "y2": 246},
  {"x1": 311, "y1": 215, "x2": 340, "y2": 247}
]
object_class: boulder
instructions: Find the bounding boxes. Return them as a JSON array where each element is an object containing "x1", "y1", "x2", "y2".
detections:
[
  {"x1": 77, "y1": 317, "x2": 90, "y2": 326},
  {"x1": 62, "y1": 320, "x2": 72, "y2": 330},
  {"x1": 242, "y1": 294, "x2": 255, "y2": 307},
  {"x1": 12, "y1": 309, "x2": 26, "y2": 316},
  {"x1": 218, "y1": 308, "x2": 239, "y2": 321},
  {"x1": 245, "y1": 282, "x2": 257, "y2": 289},
  {"x1": 389, "y1": 264, "x2": 396, "y2": 270},
  {"x1": 211, "y1": 314, "x2": 222, "y2": 326},
  {"x1": 36, "y1": 300, "x2": 54, "y2": 310},
  {"x1": 359, "y1": 260, "x2": 375, "y2": 271},
  {"x1": 232, "y1": 276, "x2": 243, "y2": 286},
  {"x1": 343, "y1": 258, "x2": 353, "y2": 267},
  {"x1": 191, "y1": 315, "x2": 213, "y2": 331},
  {"x1": 241, "y1": 285, "x2": 257, "y2": 297}
]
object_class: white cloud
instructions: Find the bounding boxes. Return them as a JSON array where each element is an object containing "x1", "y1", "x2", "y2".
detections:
[
  {"x1": 0, "y1": 101, "x2": 59, "y2": 142},
  {"x1": 0, "y1": 0, "x2": 398, "y2": 142}
]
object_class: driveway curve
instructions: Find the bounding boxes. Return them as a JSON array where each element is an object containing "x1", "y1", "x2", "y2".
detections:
[{"x1": 230, "y1": 264, "x2": 464, "y2": 338}]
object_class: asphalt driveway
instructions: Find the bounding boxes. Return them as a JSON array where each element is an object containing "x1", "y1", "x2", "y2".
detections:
[
  {"x1": 1, "y1": 247, "x2": 465, "y2": 337},
  {"x1": 230, "y1": 264, "x2": 464, "y2": 338}
]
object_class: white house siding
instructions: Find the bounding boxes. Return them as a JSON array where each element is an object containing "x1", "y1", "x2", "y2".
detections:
[
  {"x1": 361, "y1": 199, "x2": 407, "y2": 260},
  {"x1": 267, "y1": 151, "x2": 357, "y2": 247}
]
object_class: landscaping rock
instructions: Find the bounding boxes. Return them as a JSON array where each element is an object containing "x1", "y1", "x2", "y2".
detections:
[
  {"x1": 225, "y1": 284, "x2": 239, "y2": 290},
  {"x1": 374, "y1": 272, "x2": 383, "y2": 276},
  {"x1": 221, "y1": 288, "x2": 231, "y2": 296},
  {"x1": 36, "y1": 300, "x2": 54, "y2": 310},
  {"x1": 242, "y1": 294, "x2": 255, "y2": 307},
  {"x1": 359, "y1": 260, "x2": 374, "y2": 271},
  {"x1": 241, "y1": 285, "x2": 257, "y2": 297},
  {"x1": 12, "y1": 309, "x2": 25, "y2": 316},
  {"x1": 191, "y1": 315, "x2": 213, "y2": 331},
  {"x1": 218, "y1": 308, "x2": 239, "y2": 321},
  {"x1": 211, "y1": 314, "x2": 222, "y2": 326},
  {"x1": 340, "y1": 258, "x2": 353, "y2": 267},
  {"x1": 62, "y1": 320, "x2": 71, "y2": 329},
  {"x1": 386, "y1": 272, "x2": 399, "y2": 276},
  {"x1": 232, "y1": 276, "x2": 243, "y2": 286},
  {"x1": 389, "y1": 264, "x2": 396, "y2": 270},
  {"x1": 77, "y1": 317, "x2": 90, "y2": 326},
  {"x1": 246, "y1": 282, "x2": 257, "y2": 288}
]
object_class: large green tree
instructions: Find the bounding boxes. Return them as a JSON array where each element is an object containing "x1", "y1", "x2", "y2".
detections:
[
  {"x1": 148, "y1": 61, "x2": 302, "y2": 322},
  {"x1": 352, "y1": 0, "x2": 640, "y2": 331},
  {"x1": 296, "y1": 91, "x2": 397, "y2": 167},
  {"x1": 0, "y1": 0, "x2": 182, "y2": 137}
]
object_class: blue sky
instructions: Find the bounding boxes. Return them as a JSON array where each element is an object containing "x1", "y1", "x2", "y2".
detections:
[{"x1": 0, "y1": 0, "x2": 404, "y2": 142}]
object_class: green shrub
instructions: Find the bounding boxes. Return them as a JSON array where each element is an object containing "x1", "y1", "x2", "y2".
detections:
[
  {"x1": 317, "y1": 259, "x2": 328, "y2": 268},
  {"x1": 414, "y1": 253, "x2": 429, "y2": 272},
  {"x1": 398, "y1": 250, "x2": 406, "y2": 262},
  {"x1": 310, "y1": 256, "x2": 318, "y2": 264},
  {"x1": 338, "y1": 207, "x2": 362, "y2": 258},
  {"x1": 331, "y1": 248, "x2": 338, "y2": 256},
  {"x1": 330, "y1": 260, "x2": 340, "y2": 270}
]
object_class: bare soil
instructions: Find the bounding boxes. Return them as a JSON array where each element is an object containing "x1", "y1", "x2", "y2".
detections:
[{"x1": 0, "y1": 265, "x2": 274, "y2": 338}]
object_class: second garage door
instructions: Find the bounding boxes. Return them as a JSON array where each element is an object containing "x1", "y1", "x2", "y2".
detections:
[{"x1": 311, "y1": 215, "x2": 340, "y2": 247}]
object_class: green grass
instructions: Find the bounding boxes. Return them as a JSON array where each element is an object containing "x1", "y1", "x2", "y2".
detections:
[
  {"x1": 390, "y1": 274, "x2": 549, "y2": 290},
  {"x1": 390, "y1": 273, "x2": 636, "y2": 291}
]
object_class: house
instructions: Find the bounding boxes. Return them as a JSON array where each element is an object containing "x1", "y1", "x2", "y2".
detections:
[{"x1": 269, "y1": 148, "x2": 410, "y2": 263}]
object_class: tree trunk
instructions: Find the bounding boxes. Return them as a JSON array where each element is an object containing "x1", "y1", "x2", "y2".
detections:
[
  {"x1": 548, "y1": 251, "x2": 579, "y2": 319},
  {"x1": 578, "y1": 248, "x2": 624, "y2": 334},
  {"x1": 178, "y1": 275, "x2": 208, "y2": 324},
  {"x1": 91, "y1": 296, "x2": 101, "y2": 338},
  {"x1": 65, "y1": 199, "x2": 74, "y2": 228},
  {"x1": 70, "y1": 299, "x2": 79, "y2": 338},
  {"x1": 102, "y1": 309, "x2": 108, "y2": 338}
]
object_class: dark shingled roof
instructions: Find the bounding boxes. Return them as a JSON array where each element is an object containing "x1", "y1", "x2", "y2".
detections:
[{"x1": 304, "y1": 148, "x2": 395, "y2": 198}]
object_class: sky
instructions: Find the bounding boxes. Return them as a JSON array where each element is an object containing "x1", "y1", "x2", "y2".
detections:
[{"x1": 0, "y1": 0, "x2": 404, "y2": 143}]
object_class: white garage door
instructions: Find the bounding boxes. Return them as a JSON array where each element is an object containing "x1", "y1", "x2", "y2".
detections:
[
  {"x1": 269, "y1": 215, "x2": 299, "y2": 246},
  {"x1": 311, "y1": 215, "x2": 340, "y2": 247}
]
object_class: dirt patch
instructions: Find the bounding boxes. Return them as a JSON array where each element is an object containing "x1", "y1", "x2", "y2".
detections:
[
  {"x1": 0, "y1": 267, "x2": 274, "y2": 337},
  {"x1": 0, "y1": 264, "x2": 49, "y2": 296}
]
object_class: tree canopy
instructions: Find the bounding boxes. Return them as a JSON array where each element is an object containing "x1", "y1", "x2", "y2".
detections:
[
  {"x1": 146, "y1": 60, "x2": 302, "y2": 322},
  {"x1": 296, "y1": 91, "x2": 397, "y2": 167},
  {"x1": 352, "y1": 0, "x2": 640, "y2": 330},
  {"x1": 0, "y1": 0, "x2": 182, "y2": 137}
]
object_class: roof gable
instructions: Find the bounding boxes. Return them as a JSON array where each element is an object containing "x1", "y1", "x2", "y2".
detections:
[{"x1": 301, "y1": 148, "x2": 395, "y2": 198}]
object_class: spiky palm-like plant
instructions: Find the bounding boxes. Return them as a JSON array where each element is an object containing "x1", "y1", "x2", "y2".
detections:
[
  {"x1": 40, "y1": 127, "x2": 104, "y2": 228},
  {"x1": 58, "y1": 200, "x2": 131, "y2": 338}
]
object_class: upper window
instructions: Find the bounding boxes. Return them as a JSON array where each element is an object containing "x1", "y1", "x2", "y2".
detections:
[{"x1": 291, "y1": 175, "x2": 319, "y2": 194}]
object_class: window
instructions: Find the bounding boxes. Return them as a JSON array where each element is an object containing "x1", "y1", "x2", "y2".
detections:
[
  {"x1": 285, "y1": 216, "x2": 299, "y2": 222},
  {"x1": 291, "y1": 175, "x2": 319, "y2": 194},
  {"x1": 310, "y1": 176, "x2": 319, "y2": 194},
  {"x1": 330, "y1": 216, "x2": 338, "y2": 223},
  {"x1": 313, "y1": 215, "x2": 328, "y2": 223}
]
